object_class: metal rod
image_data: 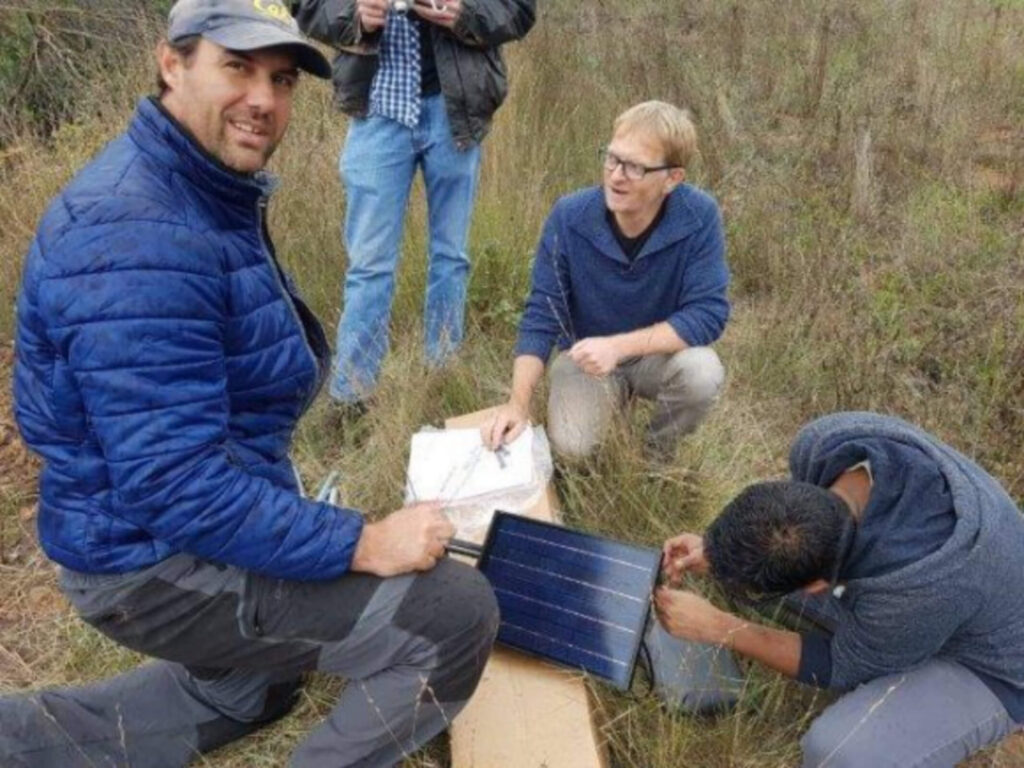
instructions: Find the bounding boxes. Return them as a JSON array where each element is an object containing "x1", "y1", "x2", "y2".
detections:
[
  {"x1": 446, "y1": 538, "x2": 484, "y2": 558},
  {"x1": 314, "y1": 470, "x2": 339, "y2": 502}
]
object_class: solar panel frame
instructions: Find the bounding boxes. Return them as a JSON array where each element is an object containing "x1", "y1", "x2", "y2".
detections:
[{"x1": 475, "y1": 511, "x2": 661, "y2": 690}]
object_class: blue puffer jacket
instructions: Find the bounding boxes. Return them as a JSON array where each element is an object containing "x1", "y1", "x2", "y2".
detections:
[{"x1": 13, "y1": 98, "x2": 364, "y2": 580}]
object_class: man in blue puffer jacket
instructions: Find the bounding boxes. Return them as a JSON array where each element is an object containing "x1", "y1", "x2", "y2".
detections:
[{"x1": 2, "y1": 2, "x2": 497, "y2": 766}]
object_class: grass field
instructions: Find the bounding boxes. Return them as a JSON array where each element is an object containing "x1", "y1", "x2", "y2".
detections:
[{"x1": 1, "y1": 0, "x2": 1023, "y2": 765}]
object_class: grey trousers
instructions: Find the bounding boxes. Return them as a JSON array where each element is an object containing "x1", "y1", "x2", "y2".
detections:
[
  {"x1": 0, "y1": 554, "x2": 498, "y2": 768},
  {"x1": 547, "y1": 347, "x2": 725, "y2": 459},
  {"x1": 800, "y1": 659, "x2": 1019, "y2": 768},
  {"x1": 778, "y1": 592, "x2": 1020, "y2": 766},
  {"x1": 648, "y1": 591, "x2": 1020, "y2": 766}
]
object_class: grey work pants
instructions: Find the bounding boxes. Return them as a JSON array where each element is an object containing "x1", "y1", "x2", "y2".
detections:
[
  {"x1": 0, "y1": 554, "x2": 498, "y2": 768},
  {"x1": 785, "y1": 593, "x2": 1021, "y2": 768},
  {"x1": 647, "y1": 590, "x2": 1019, "y2": 766},
  {"x1": 800, "y1": 659, "x2": 1018, "y2": 768},
  {"x1": 547, "y1": 347, "x2": 725, "y2": 459}
]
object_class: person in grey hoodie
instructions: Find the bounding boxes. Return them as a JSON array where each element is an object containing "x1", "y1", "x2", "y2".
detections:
[{"x1": 654, "y1": 411, "x2": 1024, "y2": 768}]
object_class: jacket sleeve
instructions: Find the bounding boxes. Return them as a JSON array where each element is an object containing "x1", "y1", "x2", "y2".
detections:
[
  {"x1": 514, "y1": 204, "x2": 571, "y2": 361},
  {"x1": 291, "y1": 0, "x2": 377, "y2": 47},
  {"x1": 451, "y1": 0, "x2": 536, "y2": 47},
  {"x1": 822, "y1": 590, "x2": 969, "y2": 690},
  {"x1": 666, "y1": 202, "x2": 730, "y2": 347},
  {"x1": 38, "y1": 219, "x2": 364, "y2": 581}
]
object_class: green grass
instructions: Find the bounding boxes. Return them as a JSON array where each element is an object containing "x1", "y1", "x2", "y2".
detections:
[{"x1": 1, "y1": 0, "x2": 1023, "y2": 765}]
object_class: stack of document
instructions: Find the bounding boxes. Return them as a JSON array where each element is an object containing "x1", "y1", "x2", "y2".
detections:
[{"x1": 405, "y1": 425, "x2": 536, "y2": 505}]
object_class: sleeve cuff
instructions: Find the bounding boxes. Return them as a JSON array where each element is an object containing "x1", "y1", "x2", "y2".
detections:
[
  {"x1": 514, "y1": 333, "x2": 555, "y2": 361},
  {"x1": 666, "y1": 314, "x2": 700, "y2": 348},
  {"x1": 306, "y1": 505, "x2": 365, "y2": 580},
  {"x1": 797, "y1": 632, "x2": 833, "y2": 688}
]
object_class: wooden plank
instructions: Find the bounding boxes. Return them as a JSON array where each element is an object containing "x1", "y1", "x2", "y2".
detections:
[{"x1": 445, "y1": 408, "x2": 609, "y2": 768}]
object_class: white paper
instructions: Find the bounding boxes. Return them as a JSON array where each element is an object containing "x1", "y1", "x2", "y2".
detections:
[{"x1": 406, "y1": 425, "x2": 535, "y2": 503}]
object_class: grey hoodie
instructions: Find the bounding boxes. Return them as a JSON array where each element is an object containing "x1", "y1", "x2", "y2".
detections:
[{"x1": 791, "y1": 412, "x2": 1024, "y2": 721}]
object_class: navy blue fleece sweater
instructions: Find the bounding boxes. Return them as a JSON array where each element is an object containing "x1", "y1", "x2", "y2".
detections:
[{"x1": 515, "y1": 185, "x2": 729, "y2": 360}]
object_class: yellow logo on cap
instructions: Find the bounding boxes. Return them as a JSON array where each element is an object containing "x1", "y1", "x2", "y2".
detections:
[{"x1": 253, "y1": 0, "x2": 293, "y2": 23}]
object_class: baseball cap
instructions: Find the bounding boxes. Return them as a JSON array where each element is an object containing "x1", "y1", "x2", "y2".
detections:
[{"x1": 168, "y1": 0, "x2": 332, "y2": 79}]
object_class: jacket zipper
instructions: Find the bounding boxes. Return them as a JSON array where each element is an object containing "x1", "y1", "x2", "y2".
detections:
[{"x1": 255, "y1": 199, "x2": 323, "y2": 416}]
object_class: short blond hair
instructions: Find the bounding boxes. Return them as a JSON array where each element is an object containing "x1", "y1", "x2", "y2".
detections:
[{"x1": 613, "y1": 101, "x2": 698, "y2": 170}]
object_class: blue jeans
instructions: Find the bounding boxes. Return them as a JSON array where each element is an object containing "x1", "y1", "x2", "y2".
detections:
[{"x1": 331, "y1": 95, "x2": 481, "y2": 403}]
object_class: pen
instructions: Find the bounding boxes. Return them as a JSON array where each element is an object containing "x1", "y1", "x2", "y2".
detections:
[{"x1": 495, "y1": 445, "x2": 509, "y2": 470}]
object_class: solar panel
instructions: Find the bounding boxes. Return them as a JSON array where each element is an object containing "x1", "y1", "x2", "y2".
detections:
[{"x1": 474, "y1": 512, "x2": 660, "y2": 690}]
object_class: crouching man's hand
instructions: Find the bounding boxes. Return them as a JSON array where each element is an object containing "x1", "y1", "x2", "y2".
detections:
[
  {"x1": 351, "y1": 501, "x2": 455, "y2": 577},
  {"x1": 662, "y1": 532, "x2": 709, "y2": 584},
  {"x1": 568, "y1": 336, "x2": 623, "y2": 377},
  {"x1": 654, "y1": 587, "x2": 733, "y2": 645},
  {"x1": 655, "y1": 586, "x2": 803, "y2": 678},
  {"x1": 481, "y1": 400, "x2": 530, "y2": 450}
]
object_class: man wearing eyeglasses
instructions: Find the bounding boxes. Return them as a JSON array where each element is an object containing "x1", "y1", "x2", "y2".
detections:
[
  {"x1": 655, "y1": 411, "x2": 1024, "y2": 767},
  {"x1": 482, "y1": 100, "x2": 729, "y2": 461}
]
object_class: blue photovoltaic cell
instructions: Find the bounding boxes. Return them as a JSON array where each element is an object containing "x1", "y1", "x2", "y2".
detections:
[{"x1": 476, "y1": 512, "x2": 660, "y2": 689}]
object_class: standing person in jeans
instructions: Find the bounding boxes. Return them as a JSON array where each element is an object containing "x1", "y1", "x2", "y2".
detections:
[
  {"x1": 482, "y1": 101, "x2": 730, "y2": 461},
  {"x1": 3, "y1": 2, "x2": 497, "y2": 766},
  {"x1": 655, "y1": 412, "x2": 1024, "y2": 767},
  {"x1": 294, "y1": 0, "x2": 536, "y2": 409}
]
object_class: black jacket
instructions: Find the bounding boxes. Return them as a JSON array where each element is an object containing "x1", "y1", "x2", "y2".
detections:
[{"x1": 292, "y1": 0, "x2": 535, "y2": 147}]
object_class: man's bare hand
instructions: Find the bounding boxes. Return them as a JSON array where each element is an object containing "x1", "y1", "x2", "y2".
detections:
[
  {"x1": 568, "y1": 336, "x2": 623, "y2": 377},
  {"x1": 356, "y1": 0, "x2": 389, "y2": 33},
  {"x1": 662, "y1": 532, "x2": 709, "y2": 584},
  {"x1": 654, "y1": 587, "x2": 733, "y2": 645},
  {"x1": 481, "y1": 401, "x2": 529, "y2": 450},
  {"x1": 411, "y1": 0, "x2": 462, "y2": 29},
  {"x1": 351, "y1": 502, "x2": 455, "y2": 577}
]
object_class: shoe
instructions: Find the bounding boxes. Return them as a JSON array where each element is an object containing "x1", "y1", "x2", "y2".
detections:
[{"x1": 331, "y1": 399, "x2": 370, "y2": 420}]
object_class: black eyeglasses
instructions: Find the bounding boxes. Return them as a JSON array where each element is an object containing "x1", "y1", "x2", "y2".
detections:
[{"x1": 600, "y1": 147, "x2": 678, "y2": 180}]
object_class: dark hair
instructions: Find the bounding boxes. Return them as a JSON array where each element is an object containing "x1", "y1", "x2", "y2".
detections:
[
  {"x1": 705, "y1": 481, "x2": 849, "y2": 599},
  {"x1": 156, "y1": 36, "x2": 202, "y2": 96}
]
